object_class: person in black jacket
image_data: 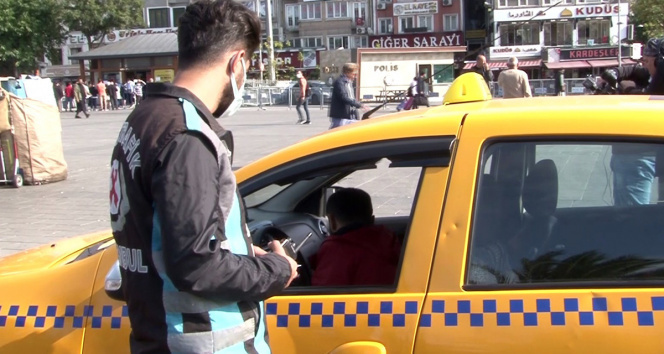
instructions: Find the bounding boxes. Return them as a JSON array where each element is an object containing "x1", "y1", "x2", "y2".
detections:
[
  {"x1": 109, "y1": 1, "x2": 297, "y2": 352},
  {"x1": 328, "y1": 62, "x2": 367, "y2": 129},
  {"x1": 467, "y1": 54, "x2": 494, "y2": 91}
]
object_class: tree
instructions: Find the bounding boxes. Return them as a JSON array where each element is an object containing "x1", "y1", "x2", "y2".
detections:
[
  {"x1": 0, "y1": 0, "x2": 67, "y2": 76},
  {"x1": 64, "y1": 0, "x2": 144, "y2": 50},
  {"x1": 630, "y1": 0, "x2": 664, "y2": 43}
]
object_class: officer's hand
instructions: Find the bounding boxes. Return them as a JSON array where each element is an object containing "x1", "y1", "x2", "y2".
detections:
[
  {"x1": 268, "y1": 241, "x2": 299, "y2": 287},
  {"x1": 360, "y1": 104, "x2": 369, "y2": 111},
  {"x1": 253, "y1": 245, "x2": 268, "y2": 256}
]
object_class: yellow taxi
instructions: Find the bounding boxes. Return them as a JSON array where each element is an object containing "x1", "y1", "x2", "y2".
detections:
[{"x1": 2, "y1": 73, "x2": 664, "y2": 353}]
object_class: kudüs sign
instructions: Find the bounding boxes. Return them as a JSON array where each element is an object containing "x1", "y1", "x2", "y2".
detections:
[{"x1": 369, "y1": 32, "x2": 463, "y2": 48}]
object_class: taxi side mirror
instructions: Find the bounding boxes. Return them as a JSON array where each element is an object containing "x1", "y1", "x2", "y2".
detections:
[{"x1": 104, "y1": 260, "x2": 125, "y2": 302}]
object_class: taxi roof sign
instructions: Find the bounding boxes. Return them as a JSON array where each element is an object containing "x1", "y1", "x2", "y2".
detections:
[{"x1": 443, "y1": 72, "x2": 492, "y2": 105}]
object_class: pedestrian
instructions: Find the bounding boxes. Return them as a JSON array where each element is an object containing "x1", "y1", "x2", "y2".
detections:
[
  {"x1": 97, "y1": 79, "x2": 107, "y2": 111},
  {"x1": 107, "y1": 80, "x2": 119, "y2": 110},
  {"x1": 133, "y1": 78, "x2": 145, "y2": 106},
  {"x1": 109, "y1": 1, "x2": 297, "y2": 352},
  {"x1": 415, "y1": 70, "x2": 430, "y2": 108},
  {"x1": 73, "y1": 78, "x2": 90, "y2": 118},
  {"x1": 88, "y1": 82, "x2": 98, "y2": 111},
  {"x1": 295, "y1": 70, "x2": 311, "y2": 124},
  {"x1": 53, "y1": 80, "x2": 64, "y2": 112},
  {"x1": 328, "y1": 62, "x2": 367, "y2": 129},
  {"x1": 497, "y1": 57, "x2": 532, "y2": 98},
  {"x1": 468, "y1": 54, "x2": 494, "y2": 91},
  {"x1": 64, "y1": 81, "x2": 75, "y2": 112}
]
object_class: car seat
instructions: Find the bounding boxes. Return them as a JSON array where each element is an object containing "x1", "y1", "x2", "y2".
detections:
[{"x1": 510, "y1": 159, "x2": 559, "y2": 270}]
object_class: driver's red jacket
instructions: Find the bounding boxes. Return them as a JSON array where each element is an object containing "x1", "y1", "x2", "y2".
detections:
[{"x1": 310, "y1": 224, "x2": 401, "y2": 286}]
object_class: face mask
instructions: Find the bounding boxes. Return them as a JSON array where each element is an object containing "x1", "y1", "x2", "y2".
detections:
[
  {"x1": 221, "y1": 56, "x2": 246, "y2": 118},
  {"x1": 296, "y1": 73, "x2": 303, "y2": 79}
]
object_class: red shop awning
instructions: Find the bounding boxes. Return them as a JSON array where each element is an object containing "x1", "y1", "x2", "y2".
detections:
[
  {"x1": 544, "y1": 61, "x2": 591, "y2": 69},
  {"x1": 587, "y1": 58, "x2": 637, "y2": 68}
]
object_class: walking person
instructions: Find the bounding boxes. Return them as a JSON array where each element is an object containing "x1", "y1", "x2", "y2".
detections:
[
  {"x1": 497, "y1": 57, "x2": 532, "y2": 99},
  {"x1": 53, "y1": 80, "x2": 64, "y2": 112},
  {"x1": 295, "y1": 70, "x2": 311, "y2": 124},
  {"x1": 468, "y1": 54, "x2": 494, "y2": 91},
  {"x1": 64, "y1": 81, "x2": 75, "y2": 112},
  {"x1": 328, "y1": 63, "x2": 367, "y2": 129},
  {"x1": 73, "y1": 79, "x2": 90, "y2": 118},
  {"x1": 109, "y1": 1, "x2": 297, "y2": 352},
  {"x1": 415, "y1": 71, "x2": 430, "y2": 108}
]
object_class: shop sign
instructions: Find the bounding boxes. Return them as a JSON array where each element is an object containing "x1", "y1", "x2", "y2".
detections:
[
  {"x1": 154, "y1": 69, "x2": 175, "y2": 83},
  {"x1": 559, "y1": 46, "x2": 629, "y2": 60},
  {"x1": 493, "y1": 3, "x2": 627, "y2": 22},
  {"x1": 66, "y1": 28, "x2": 178, "y2": 45},
  {"x1": 369, "y1": 32, "x2": 464, "y2": 48},
  {"x1": 393, "y1": 1, "x2": 438, "y2": 16},
  {"x1": 249, "y1": 51, "x2": 319, "y2": 70},
  {"x1": 490, "y1": 45, "x2": 542, "y2": 59}
]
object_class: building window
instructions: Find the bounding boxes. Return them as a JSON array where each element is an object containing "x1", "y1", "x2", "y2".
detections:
[
  {"x1": 70, "y1": 48, "x2": 82, "y2": 65},
  {"x1": 518, "y1": 0, "x2": 539, "y2": 5},
  {"x1": 498, "y1": 0, "x2": 519, "y2": 7},
  {"x1": 400, "y1": 16, "x2": 415, "y2": 33},
  {"x1": 577, "y1": 19, "x2": 611, "y2": 45},
  {"x1": 418, "y1": 15, "x2": 434, "y2": 32},
  {"x1": 443, "y1": 14, "x2": 459, "y2": 32},
  {"x1": 301, "y1": 2, "x2": 322, "y2": 20},
  {"x1": 294, "y1": 37, "x2": 323, "y2": 48},
  {"x1": 543, "y1": 0, "x2": 572, "y2": 4},
  {"x1": 148, "y1": 8, "x2": 170, "y2": 28},
  {"x1": 172, "y1": 7, "x2": 186, "y2": 26},
  {"x1": 543, "y1": 21, "x2": 572, "y2": 46},
  {"x1": 350, "y1": 36, "x2": 368, "y2": 48},
  {"x1": 351, "y1": 2, "x2": 367, "y2": 25},
  {"x1": 378, "y1": 18, "x2": 393, "y2": 34},
  {"x1": 286, "y1": 4, "x2": 300, "y2": 28},
  {"x1": 328, "y1": 36, "x2": 349, "y2": 49},
  {"x1": 499, "y1": 22, "x2": 539, "y2": 45},
  {"x1": 50, "y1": 49, "x2": 63, "y2": 66},
  {"x1": 327, "y1": 2, "x2": 349, "y2": 19}
]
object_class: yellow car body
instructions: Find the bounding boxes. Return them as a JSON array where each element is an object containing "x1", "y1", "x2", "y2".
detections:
[{"x1": 2, "y1": 73, "x2": 664, "y2": 353}]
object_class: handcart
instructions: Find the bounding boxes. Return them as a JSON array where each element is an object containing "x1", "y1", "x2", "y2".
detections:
[{"x1": 0, "y1": 90, "x2": 23, "y2": 188}]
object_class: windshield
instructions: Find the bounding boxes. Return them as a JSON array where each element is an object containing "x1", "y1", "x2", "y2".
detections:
[{"x1": 244, "y1": 183, "x2": 292, "y2": 208}]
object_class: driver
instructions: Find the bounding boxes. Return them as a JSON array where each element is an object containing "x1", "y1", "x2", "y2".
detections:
[{"x1": 310, "y1": 188, "x2": 401, "y2": 286}]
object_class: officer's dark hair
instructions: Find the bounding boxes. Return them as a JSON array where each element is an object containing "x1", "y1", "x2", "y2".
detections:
[
  {"x1": 326, "y1": 188, "x2": 373, "y2": 226},
  {"x1": 177, "y1": 0, "x2": 261, "y2": 71}
]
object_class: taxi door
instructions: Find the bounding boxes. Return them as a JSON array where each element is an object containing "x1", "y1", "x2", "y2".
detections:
[
  {"x1": 263, "y1": 146, "x2": 452, "y2": 353},
  {"x1": 414, "y1": 105, "x2": 664, "y2": 352}
]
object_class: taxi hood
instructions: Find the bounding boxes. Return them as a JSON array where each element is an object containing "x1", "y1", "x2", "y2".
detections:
[{"x1": 0, "y1": 231, "x2": 114, "y2": 276}]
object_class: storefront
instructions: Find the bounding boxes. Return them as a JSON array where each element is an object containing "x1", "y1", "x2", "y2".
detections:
[
  {"x1": 360, "y1": 32, "x2": 465, "y2": 99},
  {"x1": 543, "y1": 46, "x2": 638, "y2": 78},
  {"x1": 467, "y1": 44, "x2": 544, "y2": 79},
  {"x1": 490, "y1": 3, "x2": 632, "y2": 78},
  {"x1": 69, "y1": 33, "x2": 178, "y2": 84}
]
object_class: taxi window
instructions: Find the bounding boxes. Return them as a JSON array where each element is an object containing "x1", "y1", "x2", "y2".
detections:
[{"x1": 467, "y1": 140, "x2": 664, "y2": 287}]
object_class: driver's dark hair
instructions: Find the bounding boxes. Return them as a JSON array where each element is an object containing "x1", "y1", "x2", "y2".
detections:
[
  {"x1": 326, "y1": 188, "x2": 373, "y2": 226},
  {"x1": 177, "y1": 0, "x2": 261, "y2": 71}
]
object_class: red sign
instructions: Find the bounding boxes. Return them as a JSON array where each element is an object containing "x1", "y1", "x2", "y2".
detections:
[
  {"x1": 369, "y1": 31, "x2": 464, "y2": 48},
  {"x1": 560, "y1": 47, "x2": 629, "y2": 60}
]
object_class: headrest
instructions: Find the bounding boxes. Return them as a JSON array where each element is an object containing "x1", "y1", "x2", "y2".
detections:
[{"x1": 523, "y1": 159, "x2": 558, "y2": 217}]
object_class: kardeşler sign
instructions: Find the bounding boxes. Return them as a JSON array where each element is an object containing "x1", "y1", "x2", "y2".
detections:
[
  {"x1": 393, "y1": 1, "x2": 438, "y2": 16},
  {"x1": 490, "y1": 45, "x2": 542, "y2": 59},
  {"x1": 559, "y1": 47, "x2": 630, "y2": 60},
  {"x1": 369, "y1": 32, "x2": 464, "y2": 48}
]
